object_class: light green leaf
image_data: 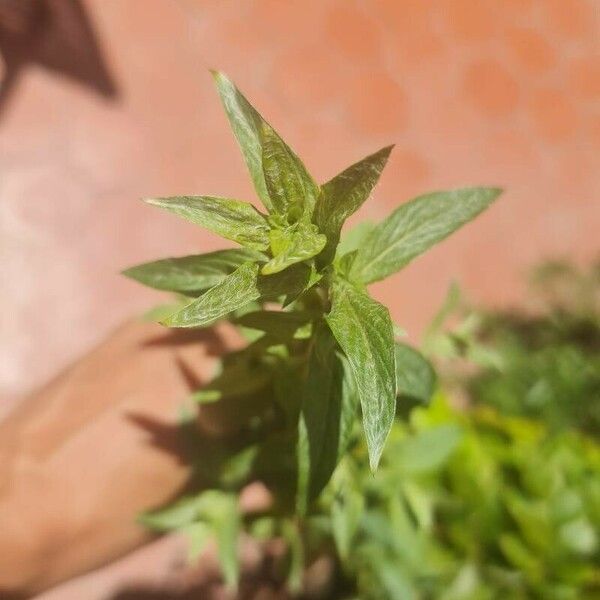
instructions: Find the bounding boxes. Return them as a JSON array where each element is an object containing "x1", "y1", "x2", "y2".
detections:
[
  {"x1": 262, "y1": 222, "x2": 326, "y2": 275},
  {"x1": 297, "y1": 327, "x2": 359, "y2": 514},
  {"x1": 395, "y1": 343, "x2": 436, "y2": 404},
  {"x1": 235, "y1": 310, "x2": 313, "y2": 341},
  {"x1": 145, "y1": 196, "x2": 270, "y2": 251},
  {"x1": 163, "y1": 262, "x2": 262, "y2": 328},
  {"x1": 212, "y1": 494, "x2": 240, "y2": 590},
  {"x1": 182, "y1": 521, "x2": 211, "y2": 561},
  {"x1": 316, "y1": 146, "x2": 393, "y2": 264},
  {"x1": 260, "y1": 121, "x2": 319, "y2": 220},
  {"x1": 163, "y1": 261, "x2": 313, "y2": 328},
  {"x1": 139, "y1": 495, "x2": 204, "y2": 531},
  {"x1": 398, "y1": 425, "x2": 462, "y2": 473},
  {"x1": 211, "y1": 70, "x2": 272, "y2": 210},
  {"x1": 350, "y1": 187, "x2": 502, "y2": 284},
  {"x1": 282, "y1": 520, "x2": 305, "y2": 594},
  {"x1": 122, "y1": 248, "x2": 264, "y2": 293},
  {"x1": 331, "y1": 489, "x2": 364, "y2": 561},
  {"x1": 326, "y1": 279, "x2": 397, "y2": 471}
]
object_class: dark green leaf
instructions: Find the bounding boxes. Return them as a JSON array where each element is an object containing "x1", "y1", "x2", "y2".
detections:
[
  {"x1": 192, "y1": 359, "x2": 271, "y2": 404},
  {"x1": 122, "y1": 248, "x2": 264, "y2": 293},
  {"x1": 316, "y1": 146, "x2": 393, "y2": 264},
  {"x1": 395, "y1": 343, "x2": 436, "y2": 404},
  {"x1": 326, "y1": 279, "x2": 397, "y2": 470},
  {"x1": 297, "y1": 327, "x2": 359, "y2": 513},
  {"x1": 260, "y1": 121, "x2": 319, "y2": 221},
  {"x1": 145, "y1": 196, "x2": 270, "y2": 251},
  {"x1": 235, "y1": 310, "x2": 313, "y2": 341},
  {"x1": 350, "y1": 187, "x2": 502, "y2": 284}
]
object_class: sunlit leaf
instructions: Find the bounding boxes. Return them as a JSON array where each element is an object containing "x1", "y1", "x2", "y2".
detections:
[
  {"x1": 326, "y1": 279, "x2": 396, "y2": 470},
  {"x1": 163, "y1": 261, "x2": 313, "y2": 328},
  {"x1": 262, "y1": 221, "x2": 326, "y2": 275},
  {"x1": 145, "y1": 196, "x2": 270, "y2": 251},
  {"x1": 211, "y1": 70, "x2": 272, "y2": 210},
  {"x1": 123, "y1": 248, "x2": 264, "y2": 292},
  {"x1": 351, "y1": 187, "x2": 502, "y2": 284},
  {"x1": 260, "y1": 121, "x2": 319, "y2": 221},
  {"x1": 316, "y1": 146, "x2": 393, "y2": 264}
]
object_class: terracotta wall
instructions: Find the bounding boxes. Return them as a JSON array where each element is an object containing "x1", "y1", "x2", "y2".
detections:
[{"x1": 1, "y1": 0, "x2": 599, "y2": 403}]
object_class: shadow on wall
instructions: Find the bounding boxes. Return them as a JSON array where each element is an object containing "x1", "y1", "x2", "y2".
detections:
[{"x1": 0, "y1": 0, "x2": 117, "y2": 117}]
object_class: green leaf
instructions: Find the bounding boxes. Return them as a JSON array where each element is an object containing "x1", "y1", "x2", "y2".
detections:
[
  {"x1": 212, "y1": 494, "x2": 240, "y2": 590},
  {"x1": 262, "y1": 222, "x2": 327, "y2": 275},
  {"x1": 122, "y1": 248, "x2": 264, "y2": 293},
  {"x1": 260, "y1": 121, "x2": 319, "y2": 221},
  {"x1": 350, "y1": 187, "x2": 502, "y2": 284},
  {"x1": 326, "y1": 279, "x2": 397, "y2": 470},
  {"x1": 192, "y1": 358, "x2": 271, "y2": 403},
  {"x1": 398, "y1": 425, "x2": 462, "y2": 473},
  {"x1": 331, "y1": 488, "x2": 364, "y2": 561},
  {"x1": 163, "y1": 261, "x2": 314, "y2": 328},
  {"x1": 395, "y1": 343, "x2": 436, "y2": 404},
  {"x1": 282, "y1": 520, "x2": 305, "y2": 594},
  {"x1": 145, "y1": 196, "x2": 270, "y2": 251},
  {"x1": 163, "y1": 262, "x2": 262, "y2": 328},
  {"x1": 336, "y1": 220, "x2": 376, "y2": 257},
  {"x1": 139, "y1": 495, "x2": 204, "y2": 531},
  {"x1": 182, "y1": 521, "x2": 211, "y2": 561},
  {"x1": 297, "y1": 327, "x2": 359, "y2": 513},
  {"x1": 211, "y1": 70, "x2": 272, "y2": 210},
  {"x1": 315, "y1": 146, "x2": 393, "y2": 264},
  {"x1": 235, "y1": 310, "x2": 313, "y2": 341}
]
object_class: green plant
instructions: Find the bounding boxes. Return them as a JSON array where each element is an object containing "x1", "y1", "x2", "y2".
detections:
[
  {"x1": 124, "y1": 71, "x2": 500, "y2": 589},
  {"x1": 425, "y1": 261, "x2": 600, "y2": 435},
  {"x1": 302, "y1": 396, "x2": 600, "y2": 599}
]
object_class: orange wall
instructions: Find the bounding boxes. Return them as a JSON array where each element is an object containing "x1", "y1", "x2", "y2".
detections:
[{"x1": 1, "y1": 0, "x2": 599, "y2": 401}]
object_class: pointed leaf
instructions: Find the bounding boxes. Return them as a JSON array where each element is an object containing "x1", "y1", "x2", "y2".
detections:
[
  {"x1": 122, "y1": 248, "x2": 264, "y2": 293},
  {"x1": 145, "y1": 196, "x2": 270, "y2": 251},
  {"x1": 350, "y1": 187, "x2": 502, "y2": 284},
  {"x1": 163, "y1": 262, "x2": 262, "y2": 328},
  {"x1": 260, "y1": 121, "x2": 319, "y2": 220},
  {"x1": 212, "y1": 494, "x2": 240, "y2": 590},
  {"x1": 316, "y1": 146, "x2": 393, "y2": 264},
  {"x1": 211, "y1": 70, "x2": 272, "y2": 210},
  {"x1": 297, "y1": 327, "x2": 359, "y2": 513},
  {"x1": 398, "y1": 425, "x2": 462, "y2": 473},
  {"x1": 182, "y1": 522, "x2": 212, "y2": 561},
  {"x1": 326, "y1": 279, "x2": 397, "y2": 470},
  {"x1": 139, "y1": 495, "x2": 204, "y2": 531},
  {"x1": 395, "y1": 343, "x2": 436, "y2": 404},
  {"x1": 262, "y1": 222, "x2": 326, "y2": 275},
  {"x1": 163, "y1": 261, "x2": 313, "y2": 328}
]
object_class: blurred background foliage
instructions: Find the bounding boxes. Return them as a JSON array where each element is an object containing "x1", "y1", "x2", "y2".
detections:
[{"x1": 146, "y1": 260, "x2": 600, "y2": 599}]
